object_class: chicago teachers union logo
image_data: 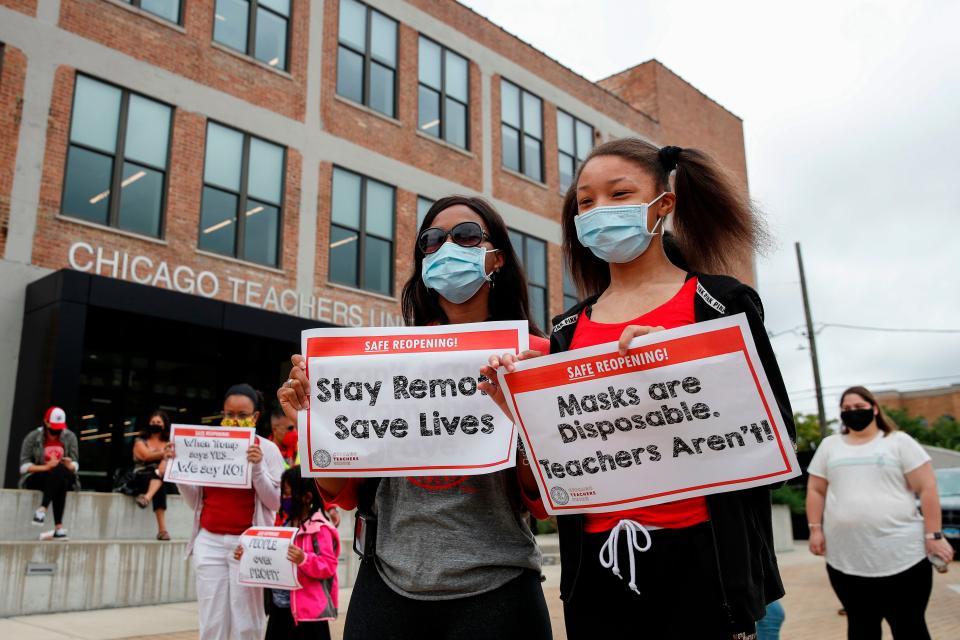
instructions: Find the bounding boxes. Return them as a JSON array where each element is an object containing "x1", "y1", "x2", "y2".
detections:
[
  {"x1": 550, "y1": 486, "x2": 570, "y2": 505},
  {"x1": 313, "y1": 449, "x2": 332, "y2": 468}
]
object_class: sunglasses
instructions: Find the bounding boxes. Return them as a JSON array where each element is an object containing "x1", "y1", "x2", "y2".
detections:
[{"x1": 418, "y1": 221, "x2": 490, "y2": 255}]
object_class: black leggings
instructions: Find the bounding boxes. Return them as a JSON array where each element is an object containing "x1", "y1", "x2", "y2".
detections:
[
  {"x1": 827, "y1": 559, "x2": 932, "y2": 640},
  {"x1": 343, "y1": 560, "x2": 552, "y2": 640},
  {"x1": 563, "y1": 522, "x2": 756, "y2": 639},
  {"x1": 25, "y1": 465, "x2": 75, "y2": 525},
  {"x1": 265, "y1": 605, "x2": 331, "y2": 640}
]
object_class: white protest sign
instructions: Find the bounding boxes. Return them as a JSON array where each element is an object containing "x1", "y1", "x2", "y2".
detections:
[
  {"x1": 164, "y1": 425, "x2": 255, "y2": 488},
  {"x1": 237, "y1": 526, "x2": 301, "y2": 590},
  {"x1": 498, "y1": 314, "x2": 799, "y2": 515},
  {"x1": 299, "y1": 321, "x2": 529, "y2": 477}
]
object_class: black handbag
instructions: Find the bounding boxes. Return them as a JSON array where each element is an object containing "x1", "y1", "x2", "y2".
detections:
[{"x1": 112, "y1": 466, "x2": 139, "y2": 495}]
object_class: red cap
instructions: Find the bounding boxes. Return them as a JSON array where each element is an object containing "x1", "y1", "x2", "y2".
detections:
[{"x1": 45, "y1": 406, "x2": 67, "y2": 430}]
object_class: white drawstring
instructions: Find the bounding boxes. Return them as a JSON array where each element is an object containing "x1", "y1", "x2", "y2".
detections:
[{"x1": 598, "y1": 519, "x2": 653, "y2": 594}]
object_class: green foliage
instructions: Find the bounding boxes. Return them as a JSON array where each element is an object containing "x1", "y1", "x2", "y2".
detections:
[
  {"x1": 794, "y1": 412, "x2": 834, "y2": 452},
  {"x1": 771, "y1": 484, "x2": 806, "y2": 514},
  {"x1": 885, "y1": 407, "x2": 960, "y2": 450}
]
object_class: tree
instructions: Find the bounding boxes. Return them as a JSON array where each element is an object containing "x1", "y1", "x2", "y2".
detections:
[
  {"x1": 793, "y1": 412, "x2": 834, "y2": 452},
  {"x1": 884, "y1": 407, "x2": 960, "y2": 451}
]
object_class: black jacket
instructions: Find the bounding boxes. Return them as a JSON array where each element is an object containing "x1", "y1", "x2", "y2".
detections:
[{"x1": 550, "y1": 271, "x2": 796, "y2": 626}]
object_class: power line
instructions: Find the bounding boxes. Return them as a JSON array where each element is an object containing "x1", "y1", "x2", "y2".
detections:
[
  {"x1": 788, "y1": 373, "x2": 960, "y2": 398},
  {"x1": 769, "y1": 323, "x2": 960, "y2": 338}
]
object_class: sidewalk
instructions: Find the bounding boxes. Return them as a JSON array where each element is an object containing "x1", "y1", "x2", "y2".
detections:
[{"x1": 3, "y1": 544, "x2": 958, "y2": 639}]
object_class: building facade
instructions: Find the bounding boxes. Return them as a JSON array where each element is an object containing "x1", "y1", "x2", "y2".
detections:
[
  {"x1": 876, "y1": 384, "x2": 960, "y2": 424},
  {"x1": 0, "y1": 0, "x2": 750, "y2": 489}
]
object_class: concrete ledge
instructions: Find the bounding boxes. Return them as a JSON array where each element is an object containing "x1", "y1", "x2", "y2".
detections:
[
  {"x1": 771, "y1": 503, "x2": 795, "y2": 553},
  {"x1": 0, "y1": 540, "x2": 195, "y2": 617}
]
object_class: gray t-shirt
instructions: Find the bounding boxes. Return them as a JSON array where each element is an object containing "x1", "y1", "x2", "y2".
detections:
[{"x1": 373, "y1": 470, "x2": 541, "y2": 600}]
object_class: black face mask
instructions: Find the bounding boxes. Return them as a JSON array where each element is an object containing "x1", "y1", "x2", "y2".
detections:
[
  {"x1": 149, "y1": 424, "x2": 164, "y2": 433},
  {"x1": 841, "y1": 408, "x2": 875, "y2": 432}
]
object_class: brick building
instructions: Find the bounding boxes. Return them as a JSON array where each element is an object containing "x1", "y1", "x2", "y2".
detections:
[
  {"x1": 876, "y1": 384, "x2": 960, "y2": 424},
  {"x1": 0, "y1": 0, "x2": 750, "y2": 488}
]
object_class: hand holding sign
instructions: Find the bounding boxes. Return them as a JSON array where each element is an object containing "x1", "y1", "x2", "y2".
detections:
[
  {"x1": 237, "y1": 527, "x2": 301, "y2": 590},
  {"x1": 164, "y1": 425, "x2": 255, "y2": 488}
]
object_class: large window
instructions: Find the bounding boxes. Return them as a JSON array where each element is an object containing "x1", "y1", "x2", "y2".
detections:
[
  {"x1": 557, "y1": 110, "x2": 593, "y2": 191},
  {"x1": 62, "y1": 75, "x2": 172, "y2": 238},
  {"x1": 213, "y1": 0, "x2": 291, "y2": 70},
  {"x1": 337, "y1": 0, "x2": 398, "y2": 118},
  {"x1": 121, "y1": 0, "x2": 182, "y2": 24},
  {"x1": 199, "y1": 122, "x2": 285, "y2": 267},
  {"x1": 509, "y1": 230, "x2": 548, "y2": 330},
  {"x1": 563, "y1": 268, "x2": 578, "y2": 311},
  {"x1": 329, "y1": 168, "x2": 395, "y2": 296},
  {"x1": 416, "y1": 196, "x2": 435, "y2": 230},
  {"x1": 500, "y1": 79, "x2": 543, "y2": 182},
  {"x1": 418, "y1": 37, "x2": 468, "y2": 149}
]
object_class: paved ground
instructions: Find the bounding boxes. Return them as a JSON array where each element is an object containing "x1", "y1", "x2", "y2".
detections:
[{"x1": 4, "y1": 544, "x2": 959, "y2": 639}]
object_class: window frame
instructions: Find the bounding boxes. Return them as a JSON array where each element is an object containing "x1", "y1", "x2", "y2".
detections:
[
  {"x1": 500, "y1": 78, "x2": 544, "y2": 182},
  {"x1": 61, "y1": 73, "x2": 175, "y2": 239},
  {"x1": 329, "y1": 166, "x2": 396, "y2": 296},
  {"x1": 199, "y1": 120, "x2": 287, "y2": 267},
  {"x1": 557, "y1": 109, "x2": 594, "y2": 192},
  {"x1": 417, "y1": 35, "x2": 470, "y2": 150},
  {"x1": 508, "y1": 228, "x2": 549, "y2": 329},
  {"x1": 416, "y1": 195, "x2": 435, "y2": 230},
  {"x1": 123, "y1": 0, "x2": 184, "y2": 25},
  {"x1": 212, "y1": 0, "x2": 293, "y2": 71},
  {"x1": 336, "y1": 0, "x2": 399, "y2": 118}
]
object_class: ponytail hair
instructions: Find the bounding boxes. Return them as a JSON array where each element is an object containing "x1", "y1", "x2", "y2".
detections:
[
  {"x1": 562, "y1": 138, "x2": 767, "y2": 298},
  {"x1": 839, "y1": 385, "x2": 898, "y2": 436}
]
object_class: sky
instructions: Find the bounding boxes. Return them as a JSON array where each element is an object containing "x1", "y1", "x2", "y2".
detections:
[{"x1": 461, "y1": 0, "x2": 960, "y2": 421}]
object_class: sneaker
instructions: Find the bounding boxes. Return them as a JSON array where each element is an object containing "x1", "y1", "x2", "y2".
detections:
[
  {"x1": 39, "y1": 528, "x2": 68, "y2": 541},
  {"x1": 32, "y1": 509, "x2": 45, "y2": 525}
]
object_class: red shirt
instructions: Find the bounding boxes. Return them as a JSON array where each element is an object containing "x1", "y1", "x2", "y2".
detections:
[
  {"x1": 201, "y1": 487, "x2": 256, "y2": 535},
  {"x1": 43, "y1": 434, "x2": 65, "y2": 464},
  {"x1": 568, "y1": 277, "x2": 709, "y2": 533}
]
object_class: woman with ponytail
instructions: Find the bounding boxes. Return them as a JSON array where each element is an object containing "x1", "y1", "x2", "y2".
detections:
[{"x1": 485, "y1": 139, "x2": 796, "y2": 638}]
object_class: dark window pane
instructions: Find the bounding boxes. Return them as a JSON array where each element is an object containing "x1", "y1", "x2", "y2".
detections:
[
  {"x1": 444, "y1": 98, "x2": 467, "y2": 149},
  {"x1": 364, "y1": 236, "x2": 392, "y2": 295},
  {"x1": 214, "y1": 0, "x2": 250, "y2": 52},
  {"x1": 124, "y1": 94, "x2": 171, "y2": 168},
  {"x1": 563, "y1": 267, "x2": 577, "y2": 296},
  {"x1": 528, "y1": 285, "x2": 546, "y2": 331},
  {"x1": 338, "y1": 0, "x2": 366, "y2": 50},
  {"x1": 445, "y1": 51, "x2": 468, "y2": 102},
  {"x1": 370, "y1": 11, "x2": 397, "y2": 67},
  {"x1": 140, "y1": 0, "x2": 180, "y2": 23},
  {"x1": 336, "y1": 46, "x2": 364, "y2": 104},
  {"x1": 259, "y1": 0, "x2": 289, "y2": 16},
  {"x1": 525, "y1": 237, "x2": 546, "y2": 286},
  {"x1": 418, "y1": 86, "x2": 440, "y2": 137},
  {"x1": 576, "y1": 120, "x2": 593, "y2": 160},
  {"x1": 500, "y1": 80, "x2": 519, "y2": 127},
  {"x1": 416, "y1": 196, "x2": 434, "y2": 230},
  {"x1": 331, "y1": 168, "x2": 361, "y2": 228},
  {"x1": 501, "y1": 125, "x2": 520, "y2": 172},
  {"x1": 559, "y1": 152, "x2": 574, "y2": 192},
  {"x1": 369, "y1": 62, "x2": 394, "y2": 117},
  {"x1": 62, "y1": 146, "x2": 113, "y2": 225},
  {"x1": 365, "y1": 180, "x2": 394, "y2": 239},
  {"x1": 418, "y1": 37, "x2": 441, "y2": 88},
  {"x1": 557, "y1": 111, "x2": 574, "y2": 154},
  {"x1": 199, "y1": 186, "x2": 237, "y2": 256},
  {"x1": 242, "y1": 200, "x2": 279, "y2": 266},
  {"x1": 71, "y1": 76, "x2": 121, "y2": 153},
  {"x1": 564, "y1": 295, "x2": 578, "y2": 310},
  {"x1": 329, "y1": 224, "x2": 359, "y2": 287},
  {"x1": 522, "y1": 92, "x2": 542, "y2": 139},
  {"x1": 254, "y1": 8, "x2": 288, "y2": 70},
  {"x1": 247, "y1": 137, "x2": 284, "y2": 204},
  {"x1": 508, "y1": 229, "x2": 523, "y2": 258},
  {"x1": 523, "y1": 135, "x2": 542, "y2": 181},
  {"x1": 117, "y1": 162, "x2": 164, "y2": 237},
  {"x1": 204, "y1": 123, "x2": 243, "y2": 192}
]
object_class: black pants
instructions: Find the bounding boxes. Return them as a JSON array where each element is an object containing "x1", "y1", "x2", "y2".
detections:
[
  {"x1": 563, "y1": 522, "x2": 755, "y2": 639},
  {"x1": 344, "y1": 560, "x2": 552, "y2": 640},
  {"x1": 25, "y1": 465, "x2": 75, "y2": 525},
  {"x1": 265, "y1": 605, "x2": 331, "y2": 640},
  {"x1": 827, "y1": 559, "x2": 932, "y2": 640},
  {"x1": 130, "y1": 468, "x2": 167, "y2": 511}
]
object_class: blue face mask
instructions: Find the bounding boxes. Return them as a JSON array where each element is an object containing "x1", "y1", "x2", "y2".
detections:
[
  {"x1": 280, "y1": 497, "x2": 295, "y2": 518},
  {"x1": 421, "y1": 243, "x2": 499, "y2": 304},
  {"x1": 575, "y1": 193, "x2": 667, "y2": 264}
]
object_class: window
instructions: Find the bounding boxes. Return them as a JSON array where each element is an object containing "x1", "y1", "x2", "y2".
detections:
[
  {"x1": 418, "y1": 37, "x2": 469, "y2": 149},
  {"x1": 329, "y1": 168, "x2": 395, "y2": 295},
  {"x1": 500, "y1": 79, "x2": 543, "y2": 182},
  {"x1": 416, "y1": 196, "x2": 435, "y2": 230},
  {"x1": 557, "y1": 110, "x2": 593, "y2": 191},
  {"x1": 121, "y1": 0, "x2": 182, "y2": 24},
  {"x1": 213, "y1": 0, "x2": 291, "y2": 70},
  {"x1": 563, "y1": 268, "x2": 578, "y2": 310},
  {"x1": 62, "y1": 75, "x2": 172, "y2": 238},
  {"x1": 337, "y1": 0, "x2": 398, "y2": 118},
  {"x1": 509, "y1": 230, "x2": 548, "y2": 330},
  {"x1": 199, "y1": 122, "x2": 285, "y2": 267}
]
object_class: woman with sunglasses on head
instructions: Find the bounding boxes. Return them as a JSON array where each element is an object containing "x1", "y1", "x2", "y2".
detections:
[
  {"x1": 171, "y1": 384, "x2": 284, "y2": 640},
  {"x1": 487, "y1": 139, "x2": 796, "y2": 638},
  {"x1": 278, "y1": 196, "x2": 552, "y2": 640}
]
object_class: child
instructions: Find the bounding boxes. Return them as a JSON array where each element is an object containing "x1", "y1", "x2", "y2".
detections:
[{"x1": 236, "y1": 467, "x2": 340, "y2": 639}]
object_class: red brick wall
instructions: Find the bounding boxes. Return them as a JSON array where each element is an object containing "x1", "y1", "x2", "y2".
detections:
[
  {"x1": 0, "y1": 44, "x2": 26, "y2": 256},
  {"x1": 0, "y1": 0, "x2": 36, "y2": 16},
  {"x1": 31, "y1": 66, "x2": 303, "y2": 306},
  {"x1": 877, "y1": 388, "x2": 960, "y2": 424},
  {"x1": 59, "y1": 0, "x2": 309, "y2": 121}
]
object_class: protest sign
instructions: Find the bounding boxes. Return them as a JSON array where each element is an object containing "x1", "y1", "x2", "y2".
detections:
[
  {"x1": 164, "y1": 425, "x2": 255, "y2": 488},
  {"x1": 237, "y1": 527, "x2": 301, "y2": 590},
  {"x1": 498, "y1": 314, "x2": 799, "y2": 515},
  {"x1": 299, "y1": 321, "x2": 529, "y2": 477}
]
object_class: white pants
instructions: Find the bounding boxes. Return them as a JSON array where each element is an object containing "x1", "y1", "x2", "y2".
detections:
[{"x1": 193, "y1": 528, "x2": 265, "y2": 640}]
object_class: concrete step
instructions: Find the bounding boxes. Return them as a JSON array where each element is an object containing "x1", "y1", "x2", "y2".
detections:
[{"x1": 0, "y1": 489, "x2": 193, "y2": 541}]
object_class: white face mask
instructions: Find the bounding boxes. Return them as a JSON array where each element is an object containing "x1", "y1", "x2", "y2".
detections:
[{"x1": 574, "y1": 193, "x2": 667, "y2": 263}]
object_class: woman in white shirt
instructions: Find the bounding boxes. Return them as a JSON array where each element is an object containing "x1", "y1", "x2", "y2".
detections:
[{"x1": 806, "y1": 385, "x2": 954, "y2": 639}]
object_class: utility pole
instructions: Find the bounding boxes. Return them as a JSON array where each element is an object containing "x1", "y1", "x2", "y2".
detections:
[{"x1": 795, "y1": 242, "x2": 828, "y2": 439}]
